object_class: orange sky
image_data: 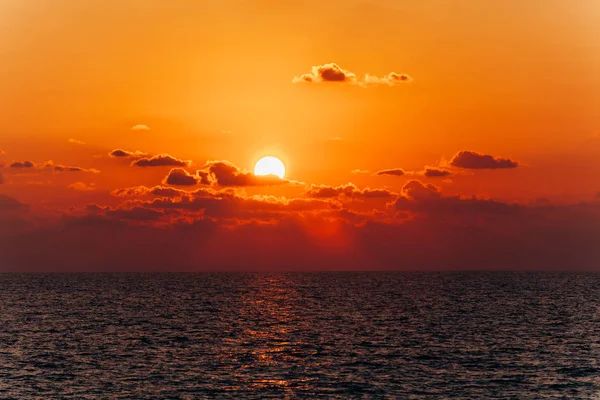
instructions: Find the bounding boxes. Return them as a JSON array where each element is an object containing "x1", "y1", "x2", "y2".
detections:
[{"x1": 0, "y1": 0, "x2": 599, "y2": 271}]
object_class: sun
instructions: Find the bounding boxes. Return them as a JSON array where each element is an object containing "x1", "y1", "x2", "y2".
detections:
[{"x1": 254, "y1": 156, "x2": 285, "y2": 179}]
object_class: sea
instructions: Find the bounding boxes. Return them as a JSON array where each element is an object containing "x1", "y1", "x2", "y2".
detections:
[{"x1": 1, "y1": 272, "x2": 599, "y2": 399}]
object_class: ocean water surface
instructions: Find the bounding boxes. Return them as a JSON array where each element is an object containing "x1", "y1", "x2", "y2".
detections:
[{"x1": 1, "y1": 272, "x2": 600, "y2": 399}]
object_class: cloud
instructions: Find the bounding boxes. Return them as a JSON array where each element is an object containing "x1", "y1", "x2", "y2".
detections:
[
  {"x1": 293, "y1": 63, "x2": 412, "y2": 87},
  {"x1": 7, "y1": 160, "x2": 98, "y2": 174},
  {"x1": 84, "y1": 204, "x2": 107, "y2": 213},
  {"x1": 351, "y1": 169, "x2": 370, "y2": 174},
  {"x1": 138, "y1": 191, "x2": 337, "y2": 220},
  {"x1": 68, "y1": 138, "x2": 85, "y2": 145},
  {"x1": 293, "y1": 63, "x2": 357, "y2": 84},
  {"x1": 329, "y1": 136, "x2": 342, "y2": 141},
  {"x1": 450, "y1": 151, "x2": 519, "y2": 169},
  {"x1": 0, "y1": 149, "x2": 6, "y2": 155},
  {"x1": 196, "y1": 170, "x2": 213, "y2": 185},
  {"x1": 109, "y1": 149, "x2": 148, "y2": 158},
  {"x1": 0, "y1": 194, "x2": 28, "y2": 211},
  {"x1": 392, "y1": 180, "x2": 518, "y2": 215},
  {"x1": 363, "y1": 72, "x2": 412, "y2": 86},
  {"x1": 423, "y1": 168, "x2": 451, "y2": 177},
  {"x1": 304, "y1": 183, "x2": 396, "y2": 199},
  {"x1": 68, "y1": 182, "x2": 96, "y2": 191},
  {"x1": 109, "y1": 149, "x2": 130, "y2": 157},
  {"x1": 376, "y1": 168, "x2": 405, "y2": 176},
  {"x1": 111, "y1": 185, "x2": 190, "y2": 198},
  {"x1": 132, "y1": 154, "x2": 192, "y2": 168},
  {"x1": 0, "y1": 173, "x2": 3, "y2": 184},
  {"x1": 105, "y1": 207, "x2": 163, "y2": 221},
  {"x1": 199, "y1": 160, "x2": 294, "y2": 187},
  {"x1": 9, "y1": 161, "x2": 35, "y2": 168},
  {"x1": 400, "y1": 180, "x2": 442, "y2": 201},
  {"x1": 375, "y1": 167, "x2": 451, "y2": 178},
  {"x1": 1, "y1": 184, "x2": 600, "y2": 271},
  {"x1": 52, "y1": 164, "x2": 99, "y2": 173},
  {"x1": 163, "y1": 168, "x2": 201, "y2": 186},
  {"x1": 110, "y1": 185, "x2": 225, "y2": 200},
  {"x1": 131, "y1": 124, "x2": 150, "y2": 131}
]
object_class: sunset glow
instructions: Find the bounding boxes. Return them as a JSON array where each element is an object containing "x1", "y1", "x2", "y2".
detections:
[{"x1": 0, "y1": 0, "x2": 598, "y2": 272}]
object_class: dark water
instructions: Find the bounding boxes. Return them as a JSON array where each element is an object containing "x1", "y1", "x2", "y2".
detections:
[{"x1": 1, "y1": 273, "x2": 600, "y2": 399}]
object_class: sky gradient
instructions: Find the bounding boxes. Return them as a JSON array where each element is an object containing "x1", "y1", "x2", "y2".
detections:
[{"x1": 1, "y1": 0, "x2": 599, "y2": 271}]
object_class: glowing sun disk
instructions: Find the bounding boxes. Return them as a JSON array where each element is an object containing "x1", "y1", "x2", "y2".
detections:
[{"x1": 254, "y1": 156, "x2": 285, "y2": 179}]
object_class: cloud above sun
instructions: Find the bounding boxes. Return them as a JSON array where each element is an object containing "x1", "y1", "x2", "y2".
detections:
[{"x1": 293, "y1": 63, "x2": 412, "y2": 87}]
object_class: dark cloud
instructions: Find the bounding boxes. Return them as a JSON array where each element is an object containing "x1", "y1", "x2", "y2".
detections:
[
  {"x1": 450, "y1": 151, "x2": 519, "y2": 169},
  {"x1": 105, "y1": 207, "x2": 164, "y2": 221},
  {"x1": 135, "y1": 190, "x2": 338, "y2": 221},
  {"x1": 111, "y1": 185, "x2": 189, "y2": 198},
  {"x1": 376, "y1": 168, "x2": 405, "y2": 176},
  {"x1": 132, "y1": 154, "x2": 192, "y2": 168},
  {"x1": 304, "y1": 183, "x2": 396, "y2": 199},
  {"x1": 111, "y1": 185, "x2": 227, "y2": 201},
  {"x1": 9, "y1": 161, "x2": 35, "y2": 168},
  {"x1": 200, "y1": 160, "x2": 291, "y2": 186},
  {"x1": 110, "y1": 149, "x2": 132, "y2": 157},
  {"x1": 161, "y1": 161, "x2": 288, "y2": 187},
  {"x1": 84, "y1": 204, "x2": 106, "y2": 213},
  {"x1": 0, "y1": 195, "x2": 32, "y2": 238},
  {"x1": 8, "y1": 160, "x2": 97, "y2": 173},
  {"x1": 109, "y1": 149, "x2": 149, "y2": 158},
  {"x1": 1, "y1": 183, "x2": 600, "y2": 272},
  {"x1": 423, "y1": 168, "x2": 451, "y2": 177},
  {"x1": 53, "y1": 165, "x2": 99, "y2": 173},
  {"x1": 195, "y1": 170, "x2": 213, "y2": 185},
  {"x1": 392, "y1": 180, "x2": 518, "y2": 215},
  {"x1": 0, "y1": 194, "x2": 28, "y2": 211},
  {"x1": 164, "y1": 168, "x2": 200, "y2": 186},
  {"x1": 2, "y1": 193, "x2": 599, "y2": 271},
  {"x1": 401, "y1": 180, "x2": 441, "y2": 201}
]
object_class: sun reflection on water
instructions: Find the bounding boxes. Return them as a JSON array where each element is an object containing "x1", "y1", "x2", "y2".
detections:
[{"x1": 213, "y1": 274, "x2": 305, "y2": 396}]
